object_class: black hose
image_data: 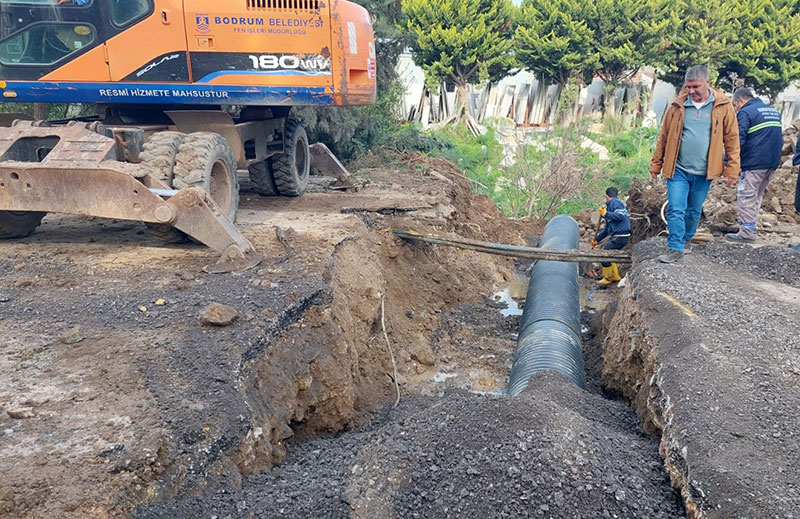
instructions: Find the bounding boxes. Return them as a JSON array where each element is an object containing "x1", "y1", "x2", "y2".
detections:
[{"x1": 507, "y1": 215, "x2": 584, "y2": 395}]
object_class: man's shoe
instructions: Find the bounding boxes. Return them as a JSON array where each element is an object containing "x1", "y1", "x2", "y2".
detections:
[
  {"x1": 657, "y1": 250, "x2": 684, "y2": 264},
  {"x1": 788, "y1": 243, "x2": 800, "y2": 254},
  {"x1": 684, "y1": 242, "x2": 692, "y2": 254},
  {"x1": 725, "y1": 233, "x2": 756, "y2": 244}
]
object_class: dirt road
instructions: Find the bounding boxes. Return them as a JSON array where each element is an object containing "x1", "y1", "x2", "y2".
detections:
[{"x1": 0, "y1": 157, "x2": 535, "y2": 518}]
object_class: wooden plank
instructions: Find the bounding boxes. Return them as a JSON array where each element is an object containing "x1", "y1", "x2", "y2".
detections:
[{"x1": 392, "y1": 230, "x2": 632, "y2": 263}]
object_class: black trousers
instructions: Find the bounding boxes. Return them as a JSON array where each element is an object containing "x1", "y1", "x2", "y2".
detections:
[{"x1": 602, "y1": 236, "x2": 629, "y2": 267}]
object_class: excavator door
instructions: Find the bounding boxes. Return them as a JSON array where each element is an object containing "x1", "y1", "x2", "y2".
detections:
[
  {"x1": 104, "y1": 0, "x2": 190, "y2": 83},
  {"x1": 0, "y1": 0, "x2": 110, "y2": 82}
]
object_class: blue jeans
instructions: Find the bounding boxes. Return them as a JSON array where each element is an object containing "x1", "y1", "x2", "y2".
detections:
[{"x1": 666, "y1": 168, "x2": 712, "y2": 252}]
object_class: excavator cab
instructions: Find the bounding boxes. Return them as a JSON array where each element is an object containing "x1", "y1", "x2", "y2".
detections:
[{"x1": 0, "y1": 0, "x2": 376, "y2": 271}]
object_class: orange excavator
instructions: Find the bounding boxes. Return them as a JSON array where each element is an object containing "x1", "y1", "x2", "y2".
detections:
[{"x1": 0, "y1": 0, "x2": 375, "y2": 271}]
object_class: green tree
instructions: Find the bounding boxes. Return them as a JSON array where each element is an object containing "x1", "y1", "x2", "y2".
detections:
[
  {"x1": 662, "y1": 0, "x2": 800, "y2": 98},
  {"x1": 587, "y1": 0, "x2": 676, "y2": 114},
  {"x1": 658, "y1": 0, "x2": 741, "y2": 87},
  {"x1": 514, "y1": 0, "x2": 596, "y2": 88},
  {"x1": 361, "y1": 0, "x2": 414, "y2": 92},
  {"x1": 720, "y1": 0, "x2": 800, "y2": 98},
  {"x1": 402, "y1": 0, "x2": 516, "y2": 114}
]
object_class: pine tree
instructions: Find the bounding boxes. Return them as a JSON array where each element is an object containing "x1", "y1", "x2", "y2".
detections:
[
  {"x1": 514, "y1": 0, "x2": 596, "y2": 88},
  {"x1": 662, "y1": 0, "x2": 800, "y2": 98},
  {"x1": 587, "y1": 0, "x2": 676, "y2": 113},
  {"x1": 720, "y1": 0, "x2": 800, "y2": 98},
  {"x1": 658, "y1": 0, "x2": 742, "y2": 87},
  {"x1": 402, "y1": 0, "x2": 516, "y2": 113}
]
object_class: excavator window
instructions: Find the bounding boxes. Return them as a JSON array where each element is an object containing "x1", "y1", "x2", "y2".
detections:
[
  {"x1": 0, "y1": 0, "x2": 72, "y2": 4},
  {"x1": 108, "y1": 0, "x2": 151, "y2": 27},
  {"x1": 0, "y1": 22, "x2": 95, "y2": 65}
]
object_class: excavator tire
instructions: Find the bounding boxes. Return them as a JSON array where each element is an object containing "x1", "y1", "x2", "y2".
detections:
[
  {"x1": 174, "y1": 132, "x2": 239, "y2": 222},
  {"x1": 0, "y1": 211, "x2": 46, "y2": 239},
  {"x1": 272, "y1": 119, "x2": 310, "y2": 197},
  {"x1": 139, "y1": 131, "x2": 184, "y2": 185},
  {"x1": 141, "y1": 131, "x2": 189, "y2": 244},
  {"x1": 247, "y1": 159, "x2": 279, "y2": 196}
]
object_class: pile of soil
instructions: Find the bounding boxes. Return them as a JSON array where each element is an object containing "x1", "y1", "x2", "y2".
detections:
[
  {"x1": 135, "y1": 372, "x2": 684, "y2": 519},
  {"x1": 0, "y1": 152, "x2": 540, "y2": 517}
]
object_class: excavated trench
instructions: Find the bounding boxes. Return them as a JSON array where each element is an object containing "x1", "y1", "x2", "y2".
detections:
[
  {"x1": 131, "y1": 152, "x2": 800, "y2": 518},
  {"x1": 4, "y1": 151, "x2": 796, "y2": 518},
  {"x1": 133, "y1": 221, "x2": 688, "y2": 518}
]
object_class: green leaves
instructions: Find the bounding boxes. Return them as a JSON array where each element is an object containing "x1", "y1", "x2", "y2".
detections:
[
  {"x1": 724, "y1": 0, "x2": 800, "y2": 97},
  {"x1": 400, "y1": 0, "x2": 800, "y2": 102},
  {"x1": 588, "y1": 0, "x2": 676, "y2": 87},
  {"x1": 663, "y1": 0, "x2": 800, "y2": 97},
  {"x1": 513, "y1": 0, "x2": 676, "y2": 89},
  {"x1": 514, "y1": 0, "x2": 595, "y2": 86},
  {"x1": 402, "y1": 0, "x2": 515, "y2": 87}
]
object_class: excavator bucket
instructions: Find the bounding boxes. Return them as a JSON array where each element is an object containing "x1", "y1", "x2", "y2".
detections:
[{"x1": 0, "y1": 121, "x2": 262, "y2": 273}]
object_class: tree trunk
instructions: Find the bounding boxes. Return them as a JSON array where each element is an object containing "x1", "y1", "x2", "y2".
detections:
[
  {"x1": 456, "y1": 83, "x2": 470, "y2": 121},
  {"x1": 602, "y1": 81, "x2": 618, "y2": 121},
  {"x1": 33, "y1": 103, "x2": 48, "y2": 121},
  {"x1": 645, "y1": 73, "x2": 658, "y2": 115},
  {"x1": 572, "y1": 84, "x2": 584, "y2": 122},
  {"x1": 547, "y1": 83, "x2": 563, "y2": 125}
]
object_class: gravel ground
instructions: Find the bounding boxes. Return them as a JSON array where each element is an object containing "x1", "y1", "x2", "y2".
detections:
[
  {"x1": 0, "y1": 161, "x2": 535, "y2": 518},
  {"x1": 609, "y1": 238, "x2": 800, "y2": 517},
  {"x1": 136, "y1": 372, "x2": 683, "y2": 519}
]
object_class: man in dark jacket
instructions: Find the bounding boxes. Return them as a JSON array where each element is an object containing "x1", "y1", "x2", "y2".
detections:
[
  {"x1": 725, "y1": 88, "x2": 783, "y2": 243},
  {"x1": 794, "y1": 135, "x2": 800, "y2": 215},
  {"x1": 590, "y1": 187, "x2": 630, "y2": 286},
  {"x1": 790, "y1": 137, "x2": 800, "y2": 253}
]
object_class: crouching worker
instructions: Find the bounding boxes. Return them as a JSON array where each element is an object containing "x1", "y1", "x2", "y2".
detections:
[{"x1": 590, "y1": 187, "x2": 631, "y2": 286}]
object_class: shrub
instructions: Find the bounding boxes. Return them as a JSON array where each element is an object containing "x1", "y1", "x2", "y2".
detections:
[
  {"x1": 610, "y1": 132, "x2": 639, "y2": 157},
  {"x1": 380, "y1": 124, "x2": 454, "y2": 153}
]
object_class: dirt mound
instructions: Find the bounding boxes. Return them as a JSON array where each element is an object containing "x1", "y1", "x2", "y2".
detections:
[
  {"x1": 626, "y1": 180, "x2": 668, "y2": 243},
  {"x1": 351, "y1": 150, "x2": 545, "y2": 244},
  {"x1": 135, "y1": 372, "x2": 683, "y2": 519},
  {"x1": 0, "y1": 152, "x2": 538, "y2": 518}
]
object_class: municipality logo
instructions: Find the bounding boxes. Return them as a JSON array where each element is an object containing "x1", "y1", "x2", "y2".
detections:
[{"x1": 196, "y1": 14, "x2": 210, "y2": 33}]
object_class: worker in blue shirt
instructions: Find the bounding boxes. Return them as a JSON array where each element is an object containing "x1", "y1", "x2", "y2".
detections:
[
  {"x1": 590, "y1": 187, "x2": 631, "y2": 286},
  {"x1": 725, "y1": 88, "x2": 784, "y2": 244}
]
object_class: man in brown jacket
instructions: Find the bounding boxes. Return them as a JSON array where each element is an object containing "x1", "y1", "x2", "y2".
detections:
[{"x1": 650, "y1": 65, "x2": 740, "y2": 263}]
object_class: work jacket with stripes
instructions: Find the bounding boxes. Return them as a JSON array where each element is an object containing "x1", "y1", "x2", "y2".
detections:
[
  {"x1": 737, "y1": 98, "x2": 783, "y2": 171},
  {"x1": 595, "y1": 197, "x2": 630, "y2": 242}
]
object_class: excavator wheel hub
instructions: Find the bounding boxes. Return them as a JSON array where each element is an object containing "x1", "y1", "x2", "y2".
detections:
[{"x1": 153, "y1": 205, "x2": 175, "y2": 224}]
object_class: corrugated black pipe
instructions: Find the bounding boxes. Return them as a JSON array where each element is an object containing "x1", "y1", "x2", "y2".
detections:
[{"x1": 507, "y1": 215, "x2": 584, "y2": 395}]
